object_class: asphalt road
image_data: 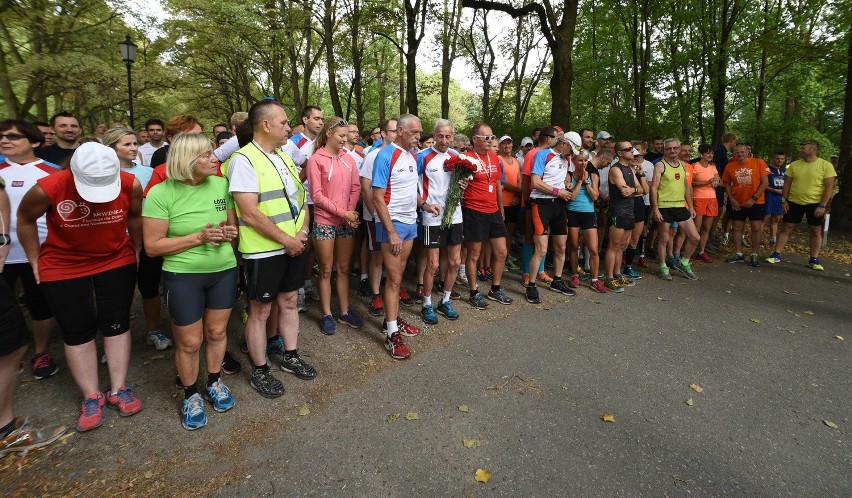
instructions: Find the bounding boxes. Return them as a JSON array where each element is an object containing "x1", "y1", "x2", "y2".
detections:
[{"x1": 2, "y1": 252, "x2": 850, "y2": 497}]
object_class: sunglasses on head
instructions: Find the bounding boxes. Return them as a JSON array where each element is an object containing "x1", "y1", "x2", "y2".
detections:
[{"x1": 330, "y1": 119, "x2": 348, "y2": 130}]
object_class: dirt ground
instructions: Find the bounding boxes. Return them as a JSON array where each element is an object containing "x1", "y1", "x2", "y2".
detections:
[{"x1": 1, "y1": 227, "x2": 849, "y2": 497}]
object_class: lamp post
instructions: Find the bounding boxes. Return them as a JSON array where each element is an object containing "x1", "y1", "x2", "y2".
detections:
[{"x1": 118, "y1": 35, "x2": 137, "y2": 129}]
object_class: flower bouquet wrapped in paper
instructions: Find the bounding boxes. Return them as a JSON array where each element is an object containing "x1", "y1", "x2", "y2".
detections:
[{"x1": 441, "y1": 154, "x2": 477, "y2": 229}]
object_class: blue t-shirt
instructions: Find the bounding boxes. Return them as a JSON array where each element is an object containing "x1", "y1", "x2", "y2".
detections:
[
  {"x1": 568, "y1": 176, "x2": 595, "y2": 213},
  {"x1": 123, "y1": 164, "x2": 154, "y2": 191}
]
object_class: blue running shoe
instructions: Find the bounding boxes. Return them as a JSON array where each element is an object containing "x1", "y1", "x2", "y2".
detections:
[
  {"x1": 420, "y1": 304, "x2": 438, "y2": 325},
  {"x1": 321, "y1": 314, "x2": 336, "y2": 335},
  {"x1": 337, "y1": 311, "x2": 364, "y2": 329},
  {"x1": 203, "y1": 379, "x2": 235, "y2": 412},
  {"x1": 266, "y1": 336, "x2": 285, "y2": 358},
  {"x1": 436, "y1": 300, "x2": 459, "y2": 320},
  {"x1": 623, "y1": 266, "x2": 642, "y2": 279},
  {"x1": 182, "y1": 393, "x2": 207, "y2": 430}
]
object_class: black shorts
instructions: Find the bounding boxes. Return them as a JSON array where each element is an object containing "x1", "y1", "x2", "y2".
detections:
[
  {"x1": 462, "y1": 208, "x2": 508, "y2": 242},
  {"x1": 137, "y1": 246, "x2": 163, "y2": 299},
  {"x1": 633, "y1": 198, "x2": 648, "y2": 224},
  {"x1": 504, "y1": 206, "x2": 520, "y2": 224},
  {"x1": 567, "y1": 211, "x2": 597, "y2": 229},
  {"x1": 163, "y1": 268, "x2": 239, "y2": 326},
  {"x1": 2, "y1": 263, "x2": 53, "y2": 320},
  {"x1": 530, "y1": 200, "x2": 568, "y2": 236},
  {"x1": 40, "y1": 264, "x2": 137, "y2": 346},
  {"x1": 782, "y1": 201, "x2": 824, "y2": 226},
  {"x1": 0, "y1": 277, "x2": 31, "y2": 357},
  {"x1": 419, "y1": 223, "x2": 464, "y2": 248},
  {"x1": 728, "y1": 203, "x2": 765, "y2": 222},
  {"x1": 658, "y1": 207, "x2": 691, "y2": 223},
  {"x1": 243, "y1": 253, "x2": 306, "y2": 303},
  {"x1": 609, "y1": 214, "x2": 635, "y2": 230}
]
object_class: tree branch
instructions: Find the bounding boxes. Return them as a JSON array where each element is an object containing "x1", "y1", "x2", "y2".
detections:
[{"x1": 461, "y1": 0, "x2": 555, "y2": 48}]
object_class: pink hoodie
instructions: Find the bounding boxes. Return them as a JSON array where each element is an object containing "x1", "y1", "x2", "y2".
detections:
[{"x1": 307, "y1": 147, "x2": 361, "y2": 226}]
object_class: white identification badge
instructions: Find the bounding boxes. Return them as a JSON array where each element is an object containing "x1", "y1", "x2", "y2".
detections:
[{"x1": 488, "y1": 185, "x2": 494, "y2": 193}]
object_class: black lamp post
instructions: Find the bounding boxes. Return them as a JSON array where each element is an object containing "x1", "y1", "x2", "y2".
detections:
[{"x1": 118, "y1": 35, "x2": 138, "y2": 128}]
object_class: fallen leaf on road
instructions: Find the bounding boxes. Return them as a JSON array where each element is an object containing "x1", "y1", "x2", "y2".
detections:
[
  {"x1": 561, "y1": 383, "x2": 569, "y2": 390},
  {"x1": 750, "y1": 318, "x2": 761, "y2": 324},
  {"x1": 149, "y1": 354, "x2": 165, "y2": 360},
  {"x1": 364, "y1": 359, "x2": 376, "y2": 366},
  {"x1": 725, "y1": 290, "x2": 732, "y2": 294},
  {"x1": 783, "y1": 290, "x2": 790, "y2": 294},
  {"x1": 823, "y1": 420, "x2": 838, "y2": 429},
  {"x1": 803, "y1": 310, "x2": 814, "y2": 315},
  {"x1": 144, "y1": 471, "x2": 153, "y2": 479},
  {"x1": 298, "y1": 407, "x2": 310, "y2": 416},
  {"x1": 794, "y1": 313, "x2": 801, "y2": 317},
  {"x1": 463, "y1": 439, "x2": 480, "y2": 448},
  {"x1": 656, "y1": 297, "x2": 664, "y2": 300},
  {"x1": 458, "y1": 404, "x2": 469, "y2": 413},
  {"x1": 474, "y1": 468, "x2": 492, "y2": 483},
  {"x1": 835, "y1": 336, "x2": 844, "y2": 341},
  {"x1": 388, "y1": 413, "x2": 400, "y2": 423},
  {"x1": 405, "y1": 411, "x2": 419, "y2": 421},
  {"x1": 786, "y1": 309, "x2": 794, "y2": 313},
  {"x1": 685, "y1": 398, "x2": 694, "y2": 406},
  {"x1": 600, "y1": 412, "x2": 615, "y2": 423},
  {"x1": 690, "y1": 383, "x2": 704, "y2": 393}
]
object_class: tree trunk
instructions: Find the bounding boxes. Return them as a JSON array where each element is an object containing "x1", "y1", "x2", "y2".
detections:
[
  {"x1": 323, "y1": 0, "x2": 344, "y2": 117},
  {"x1": 830, "y1": 28, "x2": 852, "y2": 229}
]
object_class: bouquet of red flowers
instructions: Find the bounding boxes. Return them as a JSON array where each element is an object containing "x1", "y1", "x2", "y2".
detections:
[{"x1": 441, "y1": 154, "x2": 477, "y2": 229}]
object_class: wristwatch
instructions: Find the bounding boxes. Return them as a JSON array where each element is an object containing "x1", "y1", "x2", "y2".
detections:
[
  {"x1": 818, "y1": 204, "x2": 826, "y2": 208},
  {"x1": 0, "y1": 233, "x2": 10, "y2": 246}
]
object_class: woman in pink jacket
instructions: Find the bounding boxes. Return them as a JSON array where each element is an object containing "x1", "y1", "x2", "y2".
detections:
[{"x1": 308, "y1": 117, "x2": 362, "y2": 335}]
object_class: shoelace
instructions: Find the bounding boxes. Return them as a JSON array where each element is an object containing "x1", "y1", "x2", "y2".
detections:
[
  {"x1": 152, "y1": 331, "x2": 168, "y2": 342},
  {"x1": 209, "y1": 382, "x2": 230, "y2": 401},
  {"x1": 33, "y1": 355, "x2": 51, "y2": 369},
  {"x1": 187, "y1": 396, "x2": 204, "y2": 417},
  {"x1": 114, "y1": 388, "x2": 136, "y2": 404},
  {"x1": 82, "y1": 397, "x2": 101, "y2": 416}
]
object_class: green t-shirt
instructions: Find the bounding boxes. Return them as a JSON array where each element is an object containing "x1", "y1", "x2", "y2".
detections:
[
  {"x1": 143, "y1": 177, "x2": 237, "y2": 273},
  {"x1": 786, "y1": 157, "x2": 836, "y2": 205}
]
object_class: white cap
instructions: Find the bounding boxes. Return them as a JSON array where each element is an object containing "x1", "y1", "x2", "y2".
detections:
[
  {"x1": 520, "y1": 137, "x2": 534, "y2": 146},
  {"x1": 564, "y1": 131, "x2": 583, "y2": 154},
  {"x1": 70, "y1": 142, "x2": 121, "y2": 203},
  {"x1": 596, "y1": 130, "x2": 612, "y2": 140},
  {"x1": 499, "y1": 135, "x2": 513, "y2": 143},
  {"x1": 632, "y1": 147, "x2": 641, "y2": 156}
]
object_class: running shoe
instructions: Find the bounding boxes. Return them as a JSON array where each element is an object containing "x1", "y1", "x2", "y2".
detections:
[
  {"x1": 106, "y1": 386, "x2": 143, "y2": 417},
  {"x1": 505, "y1": 256, "x2": 520, "y2": 271},
  {"x1": 436, "y1": 300, "x2": 459, "y2": 320},
  {"x1": 549, "y1": 279, "x2": 576, "y2": 296},
  {"x1": 397, "y1": 317, "x2": 421, "y2": 337},
  {"x1": 358, "y1": 278, "x2": 371, "y2": 297},
  {"x1": 525, "y1": 285, "x2": 541, "y2": 304},
  {"x1": 181, "y1": 393, "x2": 207, "y2": 430},
  {"x1": 749, "y1": 254, "x2": 760, "y2": 267},
  {"x1": 280, "y1": 354, "x2": 318, "y2": 380},
  {"x1": 436, "y1": 282, "x2": 461, "y2": 300},
  {"x1": 76, "y1": 394, "x2": 105, "y2": 432},
  {"x1": 304, "y1": 281, "x2": 320, "y2": 301},
  {"x1": 637, "y1": 256, "x2": 649, "y2": 268},
  {"x1": 369, "y1": 294, "x2": 385, "y2": 316},
  {"x1": 385, "y1": 332, "x2": 411, "y2": 360},
  {"x1": 477, "y1": 267, "x2": 488, "y2": 282},
  {"x1": 297, "y1": 289, "x2": 307, "y2": 313},
  {"x1": 568, "y1": 274, "x2": 580, "y2": 288},
  {"x1": 468, "y1": 292, "x2": 489, "y2": 309},
  {"x1": 697, "y1": 252, "x2": 713, "y2": 264},
  {"x1": 147, "y1": 330, "x2": 172, "y2": 351},
  {"x1": 726, "y1": 253, "x2": 745, "y2": 264},
  {"x1": 521, "y1": 274, "x2": 531, "y2": 287},
  {"x1": 251, "y1": 369, "x2": 284, "y2": 398},
  {"x1": 337, "y1": 311, "x2": 364, "y2": 329},
  {"x1": 667, "y1": 256, "x2": 680, "y2": 269},
  {"x1": 487, "y1": 288, "x2": 513, "y2": 304},
  {"x1": 765, "y1": 252, "x2": 781, "y2": 264},
  {"x1": 536, "y1": 271, "x2": 554, "y2": 283},
  {"x1": 623, "y1": 266, "x2": 642, "y2": 280},
  {"x1": 485, "y1": 267, "x2": 493, "y2": 280},
  {"x1": 320, "y1": 314, "x2": 337, "y2": 335},
  {"x1": 659, "y1": 266, "x2": 673, "y2": 281},
  {"x1": 604, "y1": 279, "x2": 624, "y2": 293},
  {"x1": 616, "y1": 274, "x2": 636, "y2": 287},
  {"x1": 399, "y1": 288, "x2": 415, "y2": 306},
  {"x1": 266, "y1": 335, "x2": 285, "y2": 358},
  {"x1": 221, "y1": 352, "x2": 241, "y2": 375},
  {"x1": 31, "y1": 353, "x2": 59, "y2": 380},
  {"x1": 414, "y1": 285, "x2": 425, "y2": 304},
  {"x1": 203, "y1": 379, "x2": 236, "y2": 412},
  {"x1": 420, "y1": 304, "x2": 438, "y2": 325},
  {"x1": 456, "y1": 271, "x2": 469, "y2": 286},
  {"x1": 808, "y1": 258, "x2": 824, "y2": 271},
  {"x1": 0, "y1": 418, "x2": 66, "y2": 457},
  {"x1": 676, "y1": 259, "x2": 699, "y2": 280},
  {"x1": 589, "y1": 279, "x2": 606, "y2": 293}
]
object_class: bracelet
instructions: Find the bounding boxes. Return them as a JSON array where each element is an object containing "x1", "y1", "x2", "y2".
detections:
[
  {"x1": 551, "y1": 187, "x2": 559, "y2": 196},
  {"x1": 818, "y1": 204, "x2": 826, "y2": 208}
]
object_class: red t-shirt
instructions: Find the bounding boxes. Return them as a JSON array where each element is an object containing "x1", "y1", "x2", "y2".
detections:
[
  {"x1": 463, "y1": 151, "x2": 502, "y2": 213},
  {"x1": 36, "y1": 169, "x2": 137, "y2": 281}
]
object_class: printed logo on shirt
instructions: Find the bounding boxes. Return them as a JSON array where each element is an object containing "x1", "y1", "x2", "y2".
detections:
[
  {"x1": 674, "y1": 173, "x2": 681, "y2": 180},
  {"x1": 57, "y1": 200, "x2": 91, "y2": 221},
  {"x1": 734, "y1": 168, "x2": 753, "y2": 186},
  {"x1": 214, "y1": 198, "x2": 227, "y2": 212},
  {"x1": 11, "y1": 180, "x2": 23, "y2": 187}
]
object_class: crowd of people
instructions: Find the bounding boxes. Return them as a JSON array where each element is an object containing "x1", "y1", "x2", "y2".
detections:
[{"x1": 0, "y1": 100, "x2": 838, "y2": 445}]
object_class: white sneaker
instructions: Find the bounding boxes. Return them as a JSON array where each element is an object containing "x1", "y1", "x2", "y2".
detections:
[
  {"x1": 297, "y1": 289, "x2": 307, "y2": 313},
  {"x1": 147, "y1": 330, "x2": 173, "y2": 351}
]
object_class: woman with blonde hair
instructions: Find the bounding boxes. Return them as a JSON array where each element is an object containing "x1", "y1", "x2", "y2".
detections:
[
  {"x1": 143, "y1": 133, "x2": 238, "y2": 430},
  {"x1": 307, "y1": 117, "x2": 362, "y2": 335}
]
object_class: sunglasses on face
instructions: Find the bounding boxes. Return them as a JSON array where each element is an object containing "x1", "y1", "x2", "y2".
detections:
[
  {"x1": 619, "y1": 147, "x2": 633, "y2": 152},
  {"x1": 0, "y1": 133, "x2": 27, "y2": 141},
  {"x1": 474, "y1": 134, "x2": 496, "y2": 141}
]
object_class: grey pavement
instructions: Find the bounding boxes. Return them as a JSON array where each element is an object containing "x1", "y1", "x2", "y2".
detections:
[{"x1": 2, "y1": 253, "x2": 850, "y2": 496}]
